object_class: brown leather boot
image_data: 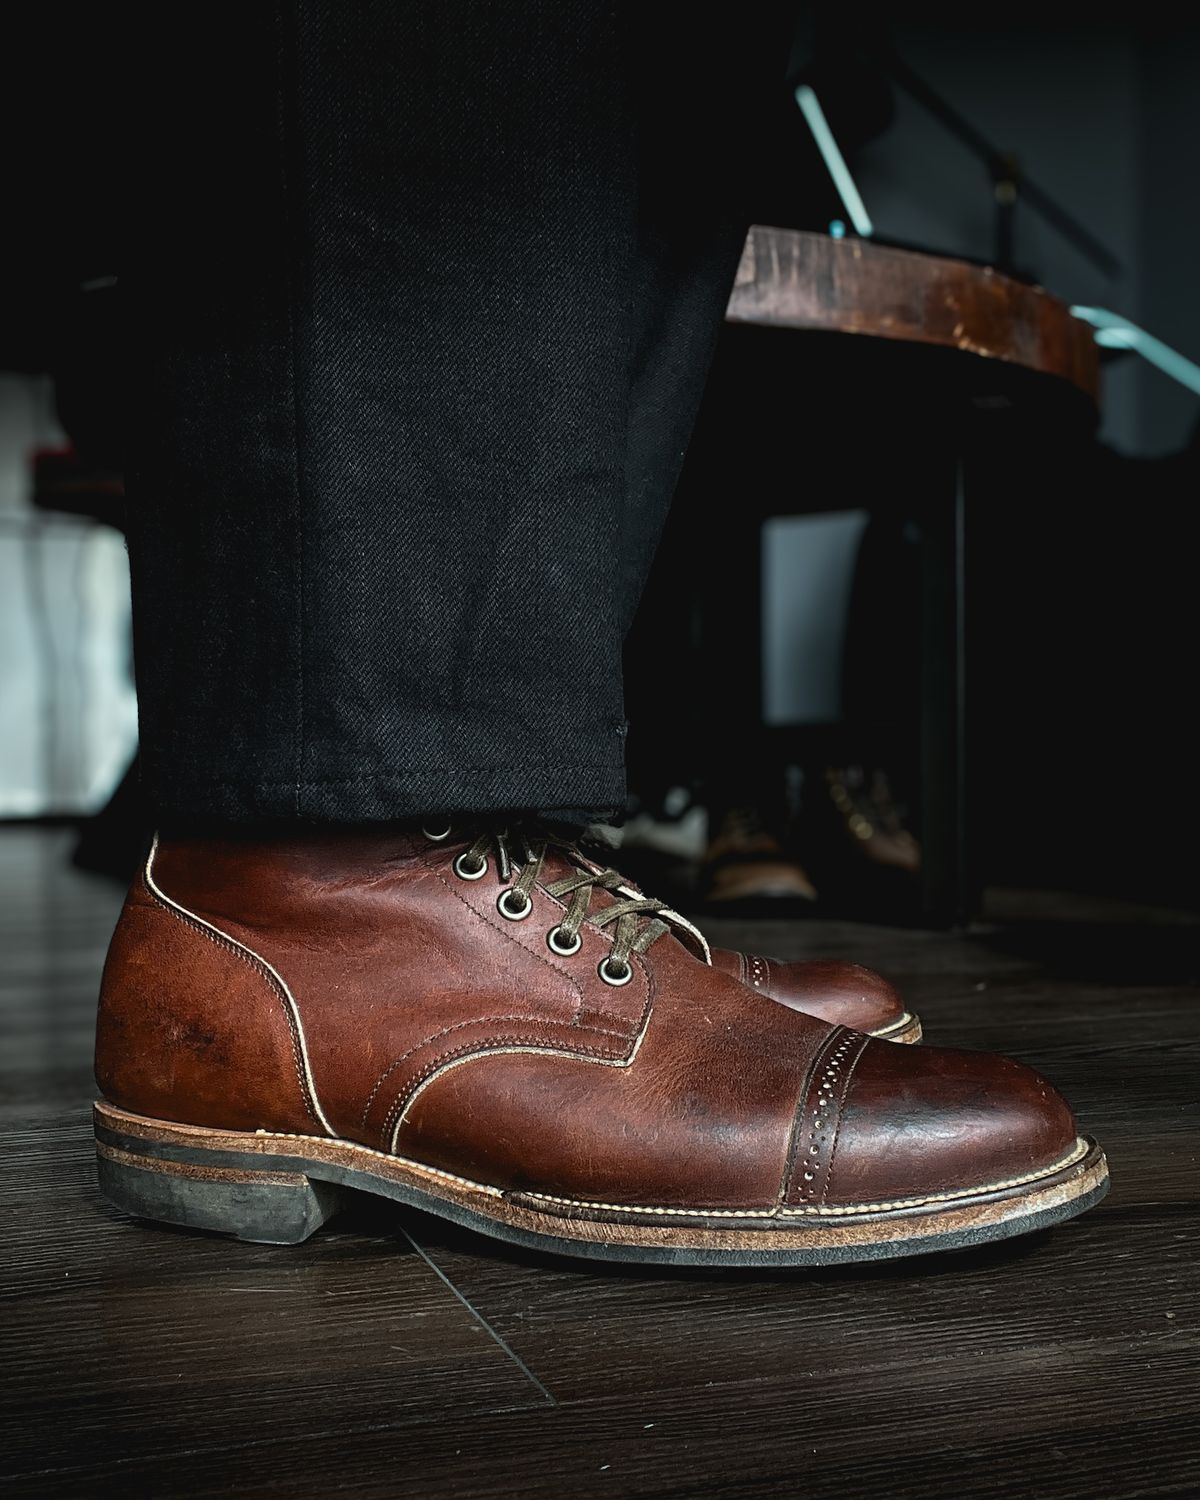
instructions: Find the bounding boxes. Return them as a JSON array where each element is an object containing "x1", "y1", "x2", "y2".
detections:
[
  {"x1": 710, "y1": 950, "x2": 921, "y2": 1042},
  {"x1": 93, "y1": 827, "x2": 1107, "y2": 1267},
  {"x1": 593, "y1": 841, "x2": 922, "y2": 1042}
]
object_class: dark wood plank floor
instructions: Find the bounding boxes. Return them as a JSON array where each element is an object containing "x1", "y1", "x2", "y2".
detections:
[{"x1": 2, "y1": 827, "x2": 1197, "y2": 1499}]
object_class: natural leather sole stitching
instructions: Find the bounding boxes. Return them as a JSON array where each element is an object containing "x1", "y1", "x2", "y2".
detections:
[
  {"x1": 95, "y1": 1103, "x2": 1090, "y2": 1220},
  {"x1": 94, "y1": 1104, "x2": 1109, "y2": 1266},
  {"x1": 527, "y1": 1138, "x2": 1091, "y2": 1217},
  {"x1": 869, "y1": 1011, "x2": 921, "y2": 1043}
]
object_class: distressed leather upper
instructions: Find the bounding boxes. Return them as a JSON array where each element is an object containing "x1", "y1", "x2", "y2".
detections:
[
  {"x1": 710, "y1": 949, "x2": 908, "y2": 1034},
  {"x1": 95, "y1": 831, "x2": 1080, "y2": 1212}
]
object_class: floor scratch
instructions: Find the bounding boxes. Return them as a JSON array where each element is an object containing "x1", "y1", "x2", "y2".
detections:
[{"x1": 399, "y1": 1228, "x2": 557, "y2": 1406}]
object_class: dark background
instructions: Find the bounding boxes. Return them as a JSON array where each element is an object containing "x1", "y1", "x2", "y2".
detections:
[{"x1": 1, "y1": 8, "x2": 1197, "y2": 912}]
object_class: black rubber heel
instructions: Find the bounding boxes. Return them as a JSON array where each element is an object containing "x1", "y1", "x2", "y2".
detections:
[{"x1": 96, "y1": 1147, "x2": 347, "y2": 1245}]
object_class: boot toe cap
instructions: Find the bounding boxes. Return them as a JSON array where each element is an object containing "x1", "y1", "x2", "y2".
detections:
[
  {"x1": 825, "y1": 1039, "x2": 1081, "y2": 1207},
  {"x1": 769, "y1": 959, "x2": 910, "y2": 1037}
]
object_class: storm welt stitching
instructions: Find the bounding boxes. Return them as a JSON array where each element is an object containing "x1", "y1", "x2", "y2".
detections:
[
  {"x1": 135, "y1": 1120, "x2": 1089, "y2": 1217},
  {"x1": 524, "y1": 1138, "x2": 1092, "y2": 1216}
]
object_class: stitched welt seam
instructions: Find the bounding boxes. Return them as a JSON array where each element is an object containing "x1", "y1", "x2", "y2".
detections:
[
  {"x1": 119, "y1": 1117, "x2": 1090, "y2": 1218},
  {"x1": 523, "y1": 1138, "x2": 1093, "y2": 1216}
]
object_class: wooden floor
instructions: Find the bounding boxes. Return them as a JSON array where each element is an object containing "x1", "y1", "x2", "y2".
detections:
[{"x1": 2, "y1": 827, "x2": 1197, "y2": 1499}]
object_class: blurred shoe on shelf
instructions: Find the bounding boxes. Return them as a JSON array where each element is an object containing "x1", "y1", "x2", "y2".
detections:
[
  {"x1": 797, "y1": 764, "x2": 922, "y2": 920},
  {"x1": 822, "y1": 765, "x2": 920, "y2": 875},
  {"x1": 700, "y1": 804, "x2": 818, "y2": 908}
]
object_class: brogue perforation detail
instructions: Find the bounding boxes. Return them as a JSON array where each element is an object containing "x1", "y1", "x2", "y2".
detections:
[
  {"x1": 747, "y1": 954, "x2": 770, "y2": 991},
  {"x1": 784, "y1": 1027, "x2": 869, "y2": 1206}
]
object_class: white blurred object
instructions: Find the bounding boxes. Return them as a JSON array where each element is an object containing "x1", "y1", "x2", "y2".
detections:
[
  {"x1": 0, "y1": 374, "x2": 137, "y2": 816},
  {"x1": 762, "y1": 510, "x2": 870, "y2": 727},
  {"x1": 610, "y1": 804, "x2": 709, "y2": 862}
]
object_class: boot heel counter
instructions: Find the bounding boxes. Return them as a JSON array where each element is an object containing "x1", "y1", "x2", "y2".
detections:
[{"x1": 95, "y1": 880, "x2": 321, "y2": 1135}]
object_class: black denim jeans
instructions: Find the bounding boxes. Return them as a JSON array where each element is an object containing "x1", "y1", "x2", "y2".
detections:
[{"x1": 128, "y1": 1, "x2": 792, "y2": 823}]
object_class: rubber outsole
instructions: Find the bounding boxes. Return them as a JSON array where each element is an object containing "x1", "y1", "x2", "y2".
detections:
[{"x1": 94, "y1": 1102, "x2": 1107, "y2": 1269}]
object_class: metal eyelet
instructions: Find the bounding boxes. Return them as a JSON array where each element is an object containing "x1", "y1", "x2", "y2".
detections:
[
  {"x1": 453, "y1": 853, "x2": 488, "y2": 881},
  {"x1": 598, "y1": 956, "x2": 633, "y2": 987},
  {"x1": 547, "y1": 925, "x2": 583, "y2": 956},
  {"x1": 497, "y1": 889, "x2": 533, "y2": 921},
  {"x1": 422, "y1": 822, "x2": 452, "y2": 842}
]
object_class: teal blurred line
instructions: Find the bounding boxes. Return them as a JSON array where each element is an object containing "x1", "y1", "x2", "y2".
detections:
[
  {"x1": 1071, "y1": 306, "x2": 1200, "y2": 397},
  {"x1": 794, "y1": 84, "x2": 874, "y2": 239}
]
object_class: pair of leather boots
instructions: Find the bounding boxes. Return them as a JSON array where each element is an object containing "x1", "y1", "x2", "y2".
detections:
[{"x1": 94, "y1": 824, "x2": 1108, "y2": 1267}]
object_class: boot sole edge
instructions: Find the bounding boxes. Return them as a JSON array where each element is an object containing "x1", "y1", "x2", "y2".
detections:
[
  {"x1": 870, "y1": 1012, "x2": 922, "y2": 1044},
  {"x1": 93, "y1": 1101, "x2": 1107, "y2": 1268}
]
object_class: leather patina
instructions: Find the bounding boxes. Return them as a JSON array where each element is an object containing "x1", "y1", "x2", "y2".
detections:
[
  {"x1": 710, "y1": 949, "x2": 917, "y2": 1038},
  {"x1": 96, "y1": 830, "x2": 1085, "y2": 1219}
]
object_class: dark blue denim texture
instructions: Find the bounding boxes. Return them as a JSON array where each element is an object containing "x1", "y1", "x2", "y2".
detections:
[{"x1": 127, "y1": 1, "x2": 791, "y2": 823}]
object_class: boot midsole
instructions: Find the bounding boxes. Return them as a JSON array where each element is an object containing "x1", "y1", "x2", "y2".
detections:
[{"x1": 94, "y1": 1100, "x2": 1107, "y2": 1266}]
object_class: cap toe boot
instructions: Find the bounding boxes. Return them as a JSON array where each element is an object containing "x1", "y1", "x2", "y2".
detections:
[{"x1": 93, "y1": 828, "x2": 1106, "y2": 1266}]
